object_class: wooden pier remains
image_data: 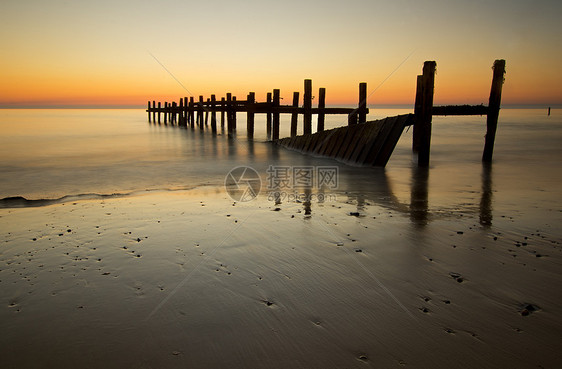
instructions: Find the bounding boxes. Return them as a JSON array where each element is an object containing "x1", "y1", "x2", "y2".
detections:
[{"x1": 147, "y1": 59, "x2": 505, "y2": 167}]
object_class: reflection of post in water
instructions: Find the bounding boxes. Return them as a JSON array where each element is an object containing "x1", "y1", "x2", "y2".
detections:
[
  {"x1": 303, "y1": 187, "x2": 312, "y2": 216},
  {"x1": 479, "y1": 163, "x2": 493, "y2": 227},
  {"x1": 410, "y1": 166, "x2": 429, "y2": 226},
  {"x1": 247, "y1": 139, "x2": 255, "y2": 158}
]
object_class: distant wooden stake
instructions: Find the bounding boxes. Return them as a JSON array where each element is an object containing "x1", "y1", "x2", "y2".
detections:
[
  {"x1": 226, "y1": 93, "x2": 232, "y2": 132},
  {"x1": 266, "y1": 92, "x2": 272, "y2": 140},
  {"x1": 290, "y1": 92, "x2": 299, "y2": 137},
  {"x1": 189, "y1": 97, "x2": 195, "y2": 126},
  {"x1": 317, "y1": 88, "x2": 326, "y2": 132},
  {"x1": 412, "y1": 75, "x2": 423, "y2": 153},
  {"x1": 273, "y1": 89, "x2": 280, "y2": 140},
  {"x1": 418, "y1": 61, "x2": 436, "y2": 167},
  {"x1": 358, "y1": 82, "x2": 367, "y2": 123},
  {"x1": 147, "y1": 101, "x2": 151, "y2": 122},
  {"x1": 304, "y1": 79, "x2": 312, "y2": 135},
  {"x1": 211, "y1": 94, "x2": 217, "y2": 133},
  {"x1": 152, "y1": 100, "x2": 156, "y2": 123},
  {"x1": 205, "y1": 98, "x2": 210, "y2": 126},
  {"x1": 232, "y1": 96, "x2": 237, "y2": 131},
  {"x1": 482, "y1": 59, "x2": 506, "y2": 163},
  {"x1": 247, "y1": 92, "x2": 255, "y2": 139},
  {"x1": 221, "y1": 97, "x2": 225, "y2": 128},
  {"x1": 158, "y1": 102, "x2": 161, "y2": 123}
]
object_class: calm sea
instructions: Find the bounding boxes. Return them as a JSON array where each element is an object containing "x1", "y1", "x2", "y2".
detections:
[{"x1": 1, "y1": 108, "x2": 561, "y2": 226}]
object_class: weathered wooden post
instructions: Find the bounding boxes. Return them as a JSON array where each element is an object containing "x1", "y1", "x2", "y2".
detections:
[
  {"x1": 152, "y1": 100, "x2": 156, "y2": 123},
  {"x1": 147, "y1": 101, "x2": 151, "y2": 122},
  {"x1": 290, "y1": 92, "x2": 299, "y2": 137},
  {"x1": 198, "y1": 96, "x2": 204, "y2": 129},
  {"x1": 157, "y1": 102, "x2": 161, "y2": 123},
  {"x1": 204, "y1": 98, "x2": 209, "y2": 126},
  {"x1": 418, "y1": 61, "x2": 436, "y2": 167},
  {"x1": 221, "y1": 97, "x2": 226, "y2": 128},
  {"x1": 482, "y1": 59, "x2": 506, "y2": 163},
  {"x1": 189, "y1": 97, "x2": 195, "y2": 126},
  {"x1": 211, "y1": 94, "x2": 217, "y2": 133},
  {"x1": 266, "y1": 92, "x2": 272, "y2": 140},
  {"x1": 226, "y1": 93, "x2": 233, "y2": 133},
  {"x1": 272, "y1": 89, "x2": 280, "y2": 140},
  {"x1": 317, "y1": 87, "x2": 326, "y2": 132},
  {"x1": 412, "y1": 75, "x2": 423, "y2": 152},
  {"x1": 179, "y1": 99, "x2": 184, "y2": 125},
  {"x1": 183, "y1": 97, "x2": 188, "y2": 126},
  {"x1": 348, "y1": 112, "x2": 357, "y2": 125},
  {"x1": 303, "y1": 79, "x2": 312, "y2": 135},
  {"x1": 358, "y1": 82, "x2": 367, "y2": 123},
  {"x1": 172, "y1": 102, "x2": 177, "y2": 124},
  {"x1": 232, "y1": 96, "x2": 237, "y2": 131},
  {"x1": 247, "y1": 92, "x2": 255, "y2": 139}
]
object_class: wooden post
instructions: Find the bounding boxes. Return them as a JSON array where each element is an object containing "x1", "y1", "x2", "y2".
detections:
[
  {"x1": 147, "y1": 101, "x2": 151, "y2": 122},
  {"x1": 412, "y1": 75, "x2": 423, "y2": 153},
  {"x1": 183, "y1": 97, "x2": 188, "y2": 126},
  {"x1": 226, "y1": 93, "x2": 233, "y2": 133},
  {"x1": 232, "y1": 96, "x2": 237, "y2": 131},
  {"x1": 266, "y1": 92, "x2": 272, "y2": 140},
  {"x1": 221, "y1": 97, "x2": 226, "y2": 128},
  {"x1": 482, "y1": 59, "x2": 506, "y2": 163},
  {"x1": 189, "y1": 97, "x2": 195, "y2": 126},
  {"x1": 317, "y1": 87, "x2": 326, "y2": 132},
  {"x1": 418, "y1": 61, "x2": 436, "y2": 167},
  {"x1": 179, "y1": 99, "x2": 184, "y2": 125},
  {"x1": 358, "y1": 82, "x2": 367, "y2": 123},
  {"x1": 247, "y1": 92, "x2": 255, "y2": 139},
  {"x1": 303, "y1": 79, "x2": 312, "y2": 135},
  {"x1": 290, "y1": 92, "x2": 299, "y2": 137},
  {"x1": 198, "y1": 96, "x2": 204, "y2": 129},
  {"x1": 152, "y1": 100, "x2": 156, "y2": 123},
  {"x1": 205, "y1": 98, "x2": 210, "y2": 126},
  {"x1": 211, "y1": 94, "x2": 217, "y2": 133},
  {"x1": 171, "y1": 102, "x2": 177, "y2": 124},
  {"x1": 348, "y1": 112, "x2": 357, "y2": 125},
  {"x1": 272, "y1": 89, "x2": 280, "y2": 140},
  {"x1": 157, "y1": 102, "x2": 161, "y2": 123}
]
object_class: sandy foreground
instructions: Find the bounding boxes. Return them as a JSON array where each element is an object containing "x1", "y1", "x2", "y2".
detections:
[{"x1": 1, "y1": 188, "x2": 561, "y2": 368}]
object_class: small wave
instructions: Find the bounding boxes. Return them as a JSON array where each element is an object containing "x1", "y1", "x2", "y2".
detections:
[{"x1": 0, "y1": 186, "x2": 208, "y2": 208}]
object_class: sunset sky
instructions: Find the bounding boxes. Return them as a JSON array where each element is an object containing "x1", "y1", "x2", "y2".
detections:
[{"x1": 1, "y1": 0, "x2": 561, "y2": 107}]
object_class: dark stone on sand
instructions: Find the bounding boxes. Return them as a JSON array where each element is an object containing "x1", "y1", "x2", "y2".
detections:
[
  {"x1": 358, "y1": 355, "x2": 368, "y2": 361},
  {"x1": 420, "y1": 307, "x2": 429, "y2": 313},
  {"x1": 355, "y1": 249, "x2": 362, "y2": 253},
  {"x1": 457, "y1": 231, "x2": 464, "y2": 235},
  {"x1": 273, "y1": 208, "x2": 281, "y2": 211},
  {"x1": 67, "y1": 229, "x2": 71, "y2": 232},
  {"x1": 349, "y1": 212, "x2": 360, "y2": 217}
]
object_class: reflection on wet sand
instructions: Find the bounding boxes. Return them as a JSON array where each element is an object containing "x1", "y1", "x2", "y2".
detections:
[{"x1": 480, "y1": 163, "x2": 493, "y2": 227}]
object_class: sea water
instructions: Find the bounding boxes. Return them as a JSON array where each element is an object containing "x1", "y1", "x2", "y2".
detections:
[{"x1": 0, "y1": 108, "x2": 561, "y2": 228}]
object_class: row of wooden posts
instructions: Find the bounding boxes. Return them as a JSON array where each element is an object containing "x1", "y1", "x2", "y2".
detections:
[
  {"x1": 147, "y1": 80, "x2": 368, "y2": 141},
  {"x1": 147, "y1": 59, "x2": 506, "y2": 166}
]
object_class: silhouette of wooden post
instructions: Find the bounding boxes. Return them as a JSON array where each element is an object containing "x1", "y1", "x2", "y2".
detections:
[
  {"x1": 317, "y1": 88, "x2": 326, "y2": 132},
  {"x1": 226, "y1": 93, "x2": 232, "y2": 132},
  {"x1": 247, "y1": 92, "x2": 255, "y2": 139},
  {"x1": 232, "y1": 96, "x2": 237, "y2": 131},
  {"x1": 179, "y1": 99, "x2": 184, "y2": 125},
  {"x1": 147, "y1": 101, "x2": 151, "y2": 122},
  {"x1": 183, "y1": 97, "x2": 188, "y2": 126},
  {"x1": 290, "y1": 92, "x2": 299, "y2": 137},
  {"x1": 304, "y1": 79, "x2": 312, "y2": 135},
  {"x1": 272, "y1": 89, "x2": 280, "y2": 140},
  {"x1": 205, "y1": 98, "x2": 210, "y2": 126},
  {"x1": 266, "y1": 92, "x2": 272, "y2": 140},
  {"x1": 198, "y1": 96, "x2": 204, "y2": 129},
  {"x1": 348, "y1": 111, "x2": 357, "y2": 125},
  {"x1": 210, "y1": 94, "x2": 217, "y2": 133},
  {"x1": 220, "y1": 97, "x2": 225, "y2": 128},
  {"x1": 188, "y1": 97, "x2": 194, "y2": 126},
  {"x1": 412, "y1": 75, "x2": 423, "y2": 152},
  {"x1": 157, "y1": 102, "x2": 161, "y2": 123},
  {"x1": 358, "y1": 82, "x2": 367, "y2": 123},
  {"x1": 418, "y1": 61, "x2": 436, "y2": 167},
  {"x1": 482, "y1": 59, "x2": 506, "y2": 163},
  {"x1": 152, "y1": 101, "x2": 156, "y2": 123}
]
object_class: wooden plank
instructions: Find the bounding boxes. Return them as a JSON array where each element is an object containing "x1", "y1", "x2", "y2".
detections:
[
  {"x1": 326, "y1": 128, "x2": 348, "y2": 158},
  {"x1": 356, "y1": 117, "x2": 389, "y2": 164},
  {"x1": 418, "y1": 61, "x2": 436, "y2": 167},
  {"x1": 317, "y1": 88, "x2": 326, "y2": 132},
  {"x1": 363, "y1": 117, "x2": 398, "y2": 166},
  {"x1": 349, "y1": 120, "x2": 385, "y2": 164},
  {"x1": 374, "y1": 114, "x2": 413, "y2": 166},
  {"x1": 247, "y1": 92, "x2": 255, "y2": 139},
  {"x1": 272, "y1": 89, "x2": 280, "y2": 141},
  {"x1": 342, "y1": 124, "x2": 369, "y2": 162}
]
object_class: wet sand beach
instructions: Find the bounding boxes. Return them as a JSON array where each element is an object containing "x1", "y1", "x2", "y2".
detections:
[{"x1": 1, "y1": 109, "x2": 562, "y2": 368}]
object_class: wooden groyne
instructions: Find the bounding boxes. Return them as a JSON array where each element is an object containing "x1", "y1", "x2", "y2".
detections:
[
  {"x1": 147, "y1": 59, "x2": 505, "y2": 167},
  {"x1": 146, "y1": 80, "x2": 369, "y2": 141}
]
